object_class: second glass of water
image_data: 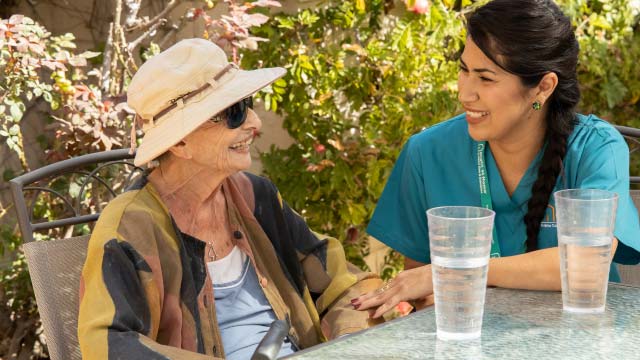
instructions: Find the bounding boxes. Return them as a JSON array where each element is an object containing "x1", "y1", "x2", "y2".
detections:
[
  {"x1": 555, "y1": 189, "x2": 618, "y2": 314},
  {"x1": 427, "y1": 206, "x2": 495, "y2": 341}
]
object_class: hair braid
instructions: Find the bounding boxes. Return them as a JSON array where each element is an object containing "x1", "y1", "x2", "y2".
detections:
[
  {"x1": 523, "y1": 104, "x2": 576, "y2": 251},
  {"x1": 468, "y1": 0, "x2": 581, "y2": 251}
]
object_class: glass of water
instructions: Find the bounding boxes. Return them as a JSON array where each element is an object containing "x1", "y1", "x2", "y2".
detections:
[
  {"x1": 555, "y1": 189, "x2": 618, "y2": 314},
  {"x1": 427, "y1": 206, "x2": 495, "y2": 341}
]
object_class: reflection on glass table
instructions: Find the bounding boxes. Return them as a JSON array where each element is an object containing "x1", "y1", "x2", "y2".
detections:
[{"x1": 285, "y1": 283, "x2": 640, "y2": 360}]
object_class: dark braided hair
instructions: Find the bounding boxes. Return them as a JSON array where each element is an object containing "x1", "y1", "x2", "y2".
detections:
[{"x1": 467, "y1": 0, "x2": 581, "y2": 251}]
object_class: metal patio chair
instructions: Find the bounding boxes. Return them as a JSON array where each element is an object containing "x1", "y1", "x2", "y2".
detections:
[
  {"x1": 613, "y1": 125, "x2": 640, "y2": 286},
  {"x1": 10, "y1": 149, "x2": 289, "y2": 360},
  {"x1": 10, "y1": 149, "x2": 140, "y2": 360}
]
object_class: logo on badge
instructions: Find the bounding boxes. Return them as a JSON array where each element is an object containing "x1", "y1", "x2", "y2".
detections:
[{"x1": 541, "y1": 204, "x2": 557, "y2": 228}]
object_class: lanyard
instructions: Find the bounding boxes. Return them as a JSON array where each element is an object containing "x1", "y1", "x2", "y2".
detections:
[{"x1": 477, "y1": 142, "x2": 501, "y2": 258}]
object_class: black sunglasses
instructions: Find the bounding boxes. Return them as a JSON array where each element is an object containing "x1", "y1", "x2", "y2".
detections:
[{"x1": 209, "y1": 97, "x2": 254, "y2": 129}]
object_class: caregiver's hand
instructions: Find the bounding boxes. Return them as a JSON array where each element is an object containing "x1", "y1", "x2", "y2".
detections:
[{"x1": 351, "y1": 265, "x2": 434, "y2": 319}]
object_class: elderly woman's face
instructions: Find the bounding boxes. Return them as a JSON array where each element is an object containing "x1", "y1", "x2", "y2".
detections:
[{"x1": 182, "y1": 107, "x2": 262, "y2": 174}]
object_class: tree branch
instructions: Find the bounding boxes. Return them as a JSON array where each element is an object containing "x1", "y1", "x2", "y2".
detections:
[
  {"x1": 7, "y1": 316, "x2": 36, "y2": 360},
  {"x1": 127, "y1": 18, "x2": 166, "y2": 53},
  {"x1": 125, "y1": 0, "x2": 182, "y2": 33},
  {"x1": 100, "y1": 22, "x2": 114, "y2": 94},
  {"x1": 124, "y1": 0, "x2": 142, "y2": 28}
]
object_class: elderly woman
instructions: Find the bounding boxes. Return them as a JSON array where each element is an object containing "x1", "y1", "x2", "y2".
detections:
[{"x1": 77, "y1": 38, "x2": 382, "y2": 359}]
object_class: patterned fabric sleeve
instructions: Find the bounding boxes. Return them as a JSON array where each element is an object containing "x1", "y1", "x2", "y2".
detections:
[
  {"x1": 78, "y1": 204, "x2": 217, "y2": 360},
  {"x1": 275, "y1": 191, "x2": 384, "y2": 339}
]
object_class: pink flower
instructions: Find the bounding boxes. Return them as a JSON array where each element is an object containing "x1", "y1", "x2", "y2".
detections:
[{"x1": 405, "y1": 0, "x2": 429, "y2": 14}]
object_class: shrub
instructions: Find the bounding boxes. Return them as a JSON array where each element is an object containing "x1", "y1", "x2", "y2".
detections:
[{"x1": 243, "y1": 0, "x2": 640, "y2": 278}]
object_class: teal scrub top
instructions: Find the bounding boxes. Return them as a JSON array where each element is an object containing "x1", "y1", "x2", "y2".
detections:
[{"x1": 367, "y1": 113, "x2": 640, "y2": 280}]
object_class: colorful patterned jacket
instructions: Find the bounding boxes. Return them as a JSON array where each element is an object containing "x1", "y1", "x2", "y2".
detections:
[{"x1": 78, "y1": 172, "x2": 382, "y2": 359}]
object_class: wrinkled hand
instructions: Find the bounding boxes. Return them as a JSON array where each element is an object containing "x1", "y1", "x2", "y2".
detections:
[{"x1": 351, "y1": 265, "x2": 434, "y2": 319}]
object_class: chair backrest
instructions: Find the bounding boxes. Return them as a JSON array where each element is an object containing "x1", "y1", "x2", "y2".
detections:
[
  {"x1": 614, "y1": 125, "x2": 640, "y2": 286},
  {"x1": 23, "y1": 235, "x2": 89, "y2": 360},
  {"x1": 10, "y1": 149, "x2": 140, "y2": 360},
  {"x1": 614, "y1": 125, "x2": 640, "y2": 285},
  {"x1": 614, "y1": 125, "x2": 640, "y2": 185},
  {"x1": 617, "y1": 190, "x2": 640, "y2": 286}
]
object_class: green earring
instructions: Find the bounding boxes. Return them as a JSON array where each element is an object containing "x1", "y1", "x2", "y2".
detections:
[{"x1": 532, "y1": 101, "x2": 542, "y2": 111}]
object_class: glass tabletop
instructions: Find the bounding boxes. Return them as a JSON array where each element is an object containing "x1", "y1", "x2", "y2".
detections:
[{"x1": 285, "y1": 283, "x2": 640, "y2": 359}]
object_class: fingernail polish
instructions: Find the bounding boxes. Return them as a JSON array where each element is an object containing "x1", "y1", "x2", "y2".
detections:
[
  {"x1": 354, "y1": 304, "x2": 361, "y2": 310},
  {"x1": 350, "y1": 298, "x2": 359, "y2": 304}
]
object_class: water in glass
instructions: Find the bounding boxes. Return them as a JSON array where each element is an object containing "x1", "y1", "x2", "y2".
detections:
[
  {"x1": 432, "y1": 255, "x2": 488, "y2": 340},
  {"x1": 559, "y1": 235, "x2": 612, "y2": 313}
]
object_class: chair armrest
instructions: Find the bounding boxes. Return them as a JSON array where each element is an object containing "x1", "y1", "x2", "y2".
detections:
[{"x1": 251, "y1": 319, "x2": 290, "y2": 360}]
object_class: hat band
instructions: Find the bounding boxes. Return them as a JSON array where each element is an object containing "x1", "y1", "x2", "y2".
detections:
[{"x1": 151, "y1": 63, "x2": 238, "y2": 123}]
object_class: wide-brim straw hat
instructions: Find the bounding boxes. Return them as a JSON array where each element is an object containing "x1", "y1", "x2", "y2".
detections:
[{"x1": 127, "y1": 38, "x2": 286, "y2": 166}]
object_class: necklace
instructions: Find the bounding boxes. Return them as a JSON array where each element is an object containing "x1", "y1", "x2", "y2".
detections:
[
  {"x1": 160, "y1": 180, "x2": 239, "y2": 262},
  {"x1": 207, "y1": 241, "x2": 219, "y2": 261},
  {"x1": 206, "y1": 230, "x2": 243, "y2": 262}
]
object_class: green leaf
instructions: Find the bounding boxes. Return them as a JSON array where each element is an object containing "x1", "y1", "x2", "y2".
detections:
[
  {"x1": 8, "y1": 124, "x2": 20, "y2": 136},
  {"x1": 602, "y1": 75, "x2": 628, "y2": 109},
  {"x1": 51, "y1": 98, "x2": 60, "y2": 110},
  {"x1": 141, "y1": 42, "x2": 161, "y2": 62},
  {"x1": 264, "y1": 93, "x2": 272, "y2": 111},
  {"x1": 300, "y1": 60, "x2": 315, "y2": 71},
  {"x1": 430, "y1": 3, "x2": 444, "y2": 23},
  {"x1": 53, "y1": 33, "x2": 77, "y2": 49},
  {"x1": 277, "y1": 17, "x2": 295, "y2": 30},
  {"x1": 9, "y1": 103, "x2": 23, "y2": 122},
  {"x1": 3, "y1": 168, "x2": 15, "y2": 182},
  {"x1": 69, "y1": 182, "x2": 81, "y2": 198},
  {"x1": 590, "y1": 14, "x2": 612, "y2": 30},
  {"x1": 78, "y1": 50, "x2": 101, "y2": 59}
]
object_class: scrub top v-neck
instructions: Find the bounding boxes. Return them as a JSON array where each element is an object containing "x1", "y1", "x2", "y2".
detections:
[{"x1": 367, "y1": 113, "x2": 640, "y2": 280}]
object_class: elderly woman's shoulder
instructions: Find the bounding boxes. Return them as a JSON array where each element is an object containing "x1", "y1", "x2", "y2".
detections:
[
  {"x1": 93, "y1": 183, "x2": 169, "y2": 235},
  {"x1": 228, "y1": 172, "x2": 283, "y2": 210},
  {"x1": 229, "y1": 172, "x2": 277, "y2": 193}
]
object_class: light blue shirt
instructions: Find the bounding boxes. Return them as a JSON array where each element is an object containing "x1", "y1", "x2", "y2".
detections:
[
  {"x1": 367, "y1": 113, "x2": 640, "y2": 280},
  {"x1": 210, "y1": 247, "x2": 296, "y2": 359}
]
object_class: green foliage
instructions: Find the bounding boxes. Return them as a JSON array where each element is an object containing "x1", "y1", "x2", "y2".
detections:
[
  {"x1": 0, "y1": 15, "x2": 120, "y2": 170},
  {"x1": 244, "y1": 0, "x2": 640, "y2": 277},
  {"x1": 562, "y1": 0, "x2": 640, "y2": 124},
  {"x1": 0, "y1": 16, "x2": 65, "y2": 168},
  {"x1": 1, "y1": 3, "x2": 284, "y2": 356},
  {"x1": 563, "y1": 0, "x2": 640, "y2": 183},
  {"x1": 244, "y1": 0, "x2": 470, "y2": 277},
  {"x1": 0, "y1": 225, "x2": 36, "y2": 315}
]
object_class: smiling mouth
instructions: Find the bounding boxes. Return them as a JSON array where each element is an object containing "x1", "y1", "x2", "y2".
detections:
[
  {"x1": 229, "y1": 135, "x2": 253, "y2": 150},
  {"x1": 466, "y1": 110, "x2": 490, "y2": 118}
]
